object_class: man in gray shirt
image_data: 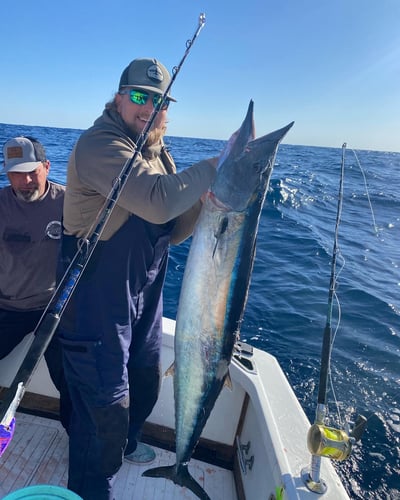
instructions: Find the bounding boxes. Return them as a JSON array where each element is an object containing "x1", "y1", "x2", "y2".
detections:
[{"x1": 0, "y1": 136, "x2": 70, "y2": 431}]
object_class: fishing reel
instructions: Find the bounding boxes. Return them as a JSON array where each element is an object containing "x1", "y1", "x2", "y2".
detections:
[{"x1": 307, "y1": 414, "x2": 367, "y2": 461}]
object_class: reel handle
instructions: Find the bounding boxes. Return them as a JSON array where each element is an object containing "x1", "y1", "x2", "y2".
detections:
[{"x1": 350, "y1": 414, "x2": 367, "y2": 442}]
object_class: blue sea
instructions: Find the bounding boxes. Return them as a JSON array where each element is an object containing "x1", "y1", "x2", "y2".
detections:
[{"x1": 1, "y1": 122, "x2": 399, "y2": 499}]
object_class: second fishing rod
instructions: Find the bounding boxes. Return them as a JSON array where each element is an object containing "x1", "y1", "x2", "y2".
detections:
[
  {"x1": 302, "y1": 143, "x2": 367, "y2": 493},
  {"x1": 0, "y1": 12, "x2": 206, "y2": 428}
]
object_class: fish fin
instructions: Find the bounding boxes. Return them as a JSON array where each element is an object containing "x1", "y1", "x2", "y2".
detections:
[
  {"x1": 143, "y1": 463, "x2": 211, "y2": 500},
  {"x1": 224, "y1": 371, "x2": 233, "y2": 391},
  {"x1": 212, "y1": 216, "x2": 229, "y2": 258},
  {"x1": 142, "y1": 464, "x2": 175, "y2": 480},
  {"x1": 175, "y1": 463, "x2": 211, "y2": 500},
  {"x1": 164, "y1": 362, "x2": 175, "y2": 378}
]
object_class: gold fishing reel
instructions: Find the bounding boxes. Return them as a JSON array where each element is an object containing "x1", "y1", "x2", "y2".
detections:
[{"x1": 307, "y1": 415, "x2": 367, "y2": 461}]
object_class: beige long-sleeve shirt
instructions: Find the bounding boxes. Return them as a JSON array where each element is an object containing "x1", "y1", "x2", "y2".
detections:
[{"x1": 63, "y1": 107, "x2": 216, "y2": 243}]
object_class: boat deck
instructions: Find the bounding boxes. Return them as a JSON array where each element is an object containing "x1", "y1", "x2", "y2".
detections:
[{"x1": 0, "y1": 412, "x2": 237, "y2": 500}]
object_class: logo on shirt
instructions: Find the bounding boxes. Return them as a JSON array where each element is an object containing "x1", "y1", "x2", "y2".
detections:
[{"x1": 46, "y1": 221, "x2": 62, "y2": 240}]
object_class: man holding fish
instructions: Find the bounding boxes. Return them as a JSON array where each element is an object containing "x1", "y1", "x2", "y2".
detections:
[{"x1": 58, "y1": 58, "x2": 217, "y2": 500}]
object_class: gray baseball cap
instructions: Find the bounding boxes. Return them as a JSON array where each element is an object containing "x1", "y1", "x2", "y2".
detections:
[
  {"x1": 119, "y1": 58, "x2": 177, "y2": 101},
  {"x1": 2, "y1": 136, "x2": 47, "y2": 173}
]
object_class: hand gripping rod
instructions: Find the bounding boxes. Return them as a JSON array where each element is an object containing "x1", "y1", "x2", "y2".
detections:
[{"x1": 0, "y1": 13, "x2": 206, "y2": 447}]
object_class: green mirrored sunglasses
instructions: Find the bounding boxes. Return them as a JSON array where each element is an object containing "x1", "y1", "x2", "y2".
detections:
[{"x1": 119, "y1": 89, "x2": 170, "y2": 110}]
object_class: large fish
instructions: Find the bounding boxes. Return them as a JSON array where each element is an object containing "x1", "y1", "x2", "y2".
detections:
[{"x1": 143, "y1": 101, "x2": 294, "y2": 499}]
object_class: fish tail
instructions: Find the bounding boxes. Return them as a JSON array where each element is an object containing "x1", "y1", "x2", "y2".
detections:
[
  {"x1": 142, "y1": 463, "x2": 211, "y2": 500},
  {"x1": 142, "y1": 464, "x2": 176, "y2": 480}
]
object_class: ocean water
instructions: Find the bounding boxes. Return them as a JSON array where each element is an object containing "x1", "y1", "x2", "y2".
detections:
[{"x1": 0, "y1": 122, "x2": 399, "y2": 499}]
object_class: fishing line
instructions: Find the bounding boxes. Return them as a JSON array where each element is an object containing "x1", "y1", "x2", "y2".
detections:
[
  {"x1": 350, "y1": 148, "x2": 379, "y2": 235},
  {"x1": 326, "y1": 231, "x2": 347, "y2": 427},
  {"x1": 0, "y1": 13, "x2": 206, "y2": 440},
  {"x1": 328, "y1": 281, "x2": 343, "y2": 426},
  {"x1": 328, "y1": 146, "x2": 378, "y2": 425}
]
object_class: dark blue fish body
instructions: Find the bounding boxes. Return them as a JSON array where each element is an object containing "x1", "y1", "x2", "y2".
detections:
[{"x1": 143, "y1": 102, "x2": 294, "y2": 499}]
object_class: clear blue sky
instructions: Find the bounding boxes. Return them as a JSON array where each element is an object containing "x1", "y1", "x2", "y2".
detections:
[{"x1": 2, "y1": 0, "x2": 399, "y2": 152}]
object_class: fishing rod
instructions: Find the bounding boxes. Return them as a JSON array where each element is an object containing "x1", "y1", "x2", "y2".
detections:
[
  {"x1": 302, "y1": 143, "x2": 367, "y2": 493},
  {"x1": 0, "y1": 13, "x2": 206, "y2": 456}
]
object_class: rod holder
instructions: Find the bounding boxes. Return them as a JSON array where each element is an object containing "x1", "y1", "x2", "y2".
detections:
[{"x1": 301, "y1": 463, "x2": 327, "y2": 494}]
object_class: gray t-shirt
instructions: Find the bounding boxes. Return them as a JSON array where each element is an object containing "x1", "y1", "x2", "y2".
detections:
[{"x1": 0, "y1": 181, "x2": 65, "y2": 311}]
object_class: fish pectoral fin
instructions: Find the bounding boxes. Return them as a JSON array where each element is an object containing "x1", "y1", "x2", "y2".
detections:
[
  {"x1": 212, "y1": 216, "x2": 229, "y2": 257},
  {"x1": 164, "y1": 362, "x2": 175, "y2": 378}
]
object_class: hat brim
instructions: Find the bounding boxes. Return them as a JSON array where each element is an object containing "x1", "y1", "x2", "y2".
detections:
[
  {"x1": 3, "y1": 161, "x2": 42, "y2": 174},
  {"x1": 121, "y1": 84, "x2": 177, "y2": 102}
]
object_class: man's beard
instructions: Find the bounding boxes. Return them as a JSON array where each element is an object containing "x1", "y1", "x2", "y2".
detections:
[
  {"x1": 14, "y1": 188, "x2": 40, "y2": 202},
  {"x1": 146, "y1": 126, "x2": 166, "y2": 146},
  {"x1": 128, "y1": 123, "x2": 166, "y2": 146}
]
